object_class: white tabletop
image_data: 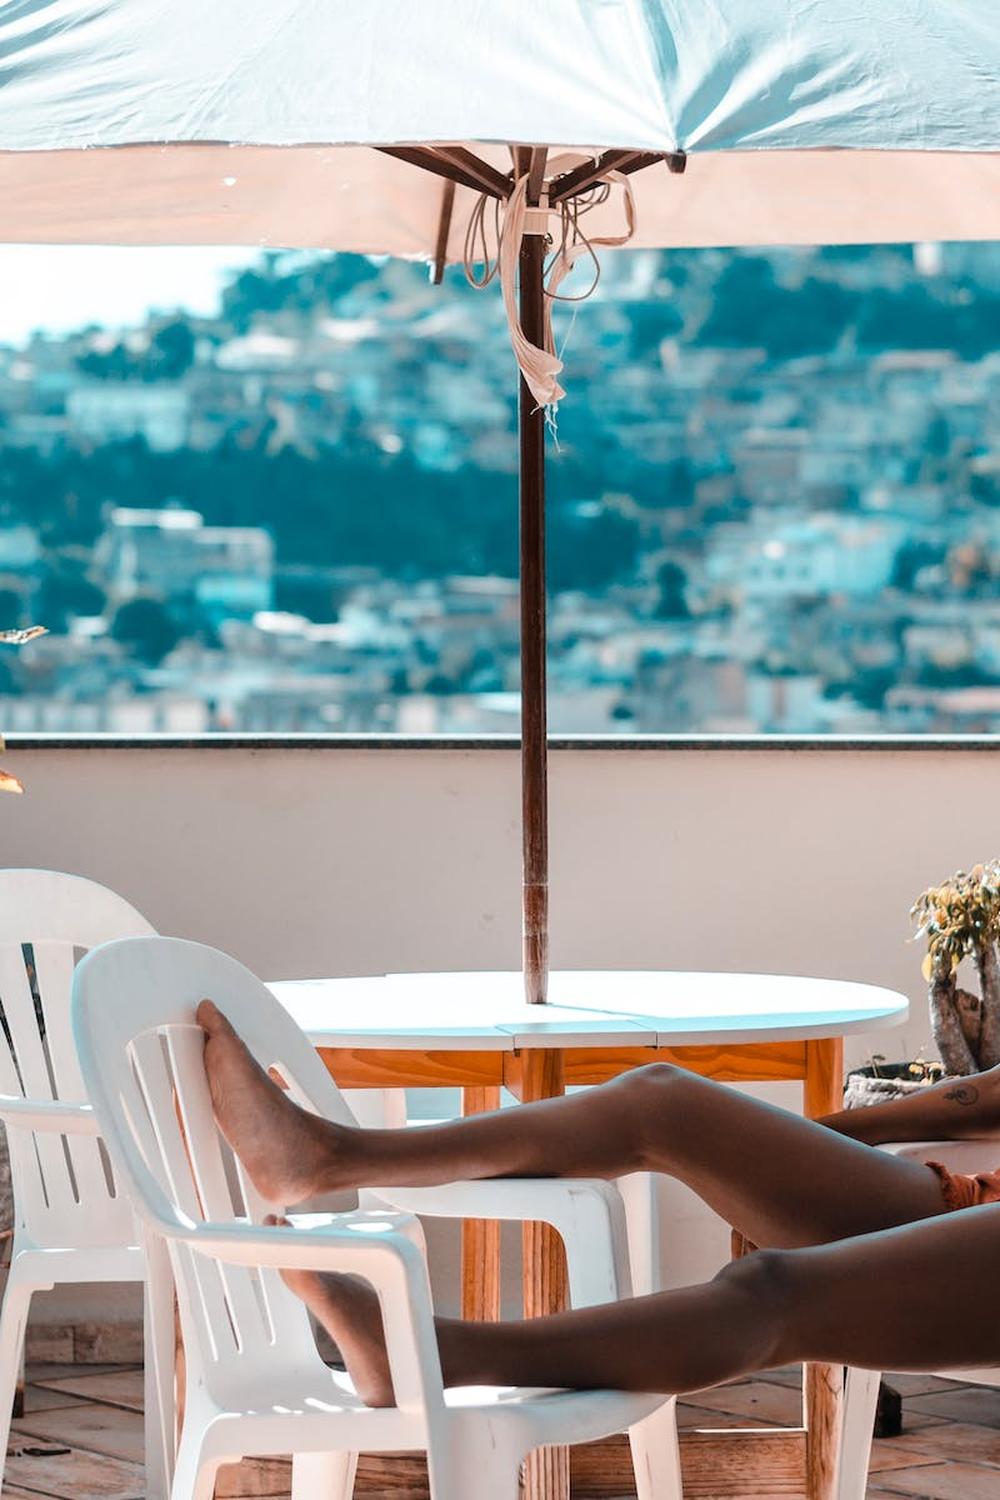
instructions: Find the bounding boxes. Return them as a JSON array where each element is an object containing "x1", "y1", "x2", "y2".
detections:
[{"x1": 270, "y1": 970, "x2": 909, "y2": 1052}]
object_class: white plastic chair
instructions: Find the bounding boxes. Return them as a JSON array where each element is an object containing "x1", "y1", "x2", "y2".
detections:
[
  {"x1": 345, "y1": 1089, "x2": 663, "y2": 1295},
  {"x1": 71, "y1": 935, "x2": 682, "y2": 1500},
  {"x1": 0, "y1": 870, "x2": 175, "y2": 1496},
  {"x1": 837, "y1": 1136, "x2": 1000, "y2": 1500}
]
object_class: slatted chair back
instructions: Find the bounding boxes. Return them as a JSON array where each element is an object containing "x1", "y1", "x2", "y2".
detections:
[
  {"x1": 71, "y1": 935, "x2": 363, "y2": 1396},
  {"x1": 0, "y1": 870, "x2": 155, "y2": 1250}
]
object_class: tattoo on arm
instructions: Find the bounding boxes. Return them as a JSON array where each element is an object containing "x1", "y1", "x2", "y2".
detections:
[{"x1": 944, "y1": 1085, "x2": 980, "y2": 1108}]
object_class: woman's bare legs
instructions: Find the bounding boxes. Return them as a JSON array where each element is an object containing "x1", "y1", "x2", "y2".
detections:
[
  {"x1": 277, "y1": 1204, "x2": 1000, "y2": 1405},
  {"x1": 201, "y1": 1000, "x2": 946, "y2": 1249}
]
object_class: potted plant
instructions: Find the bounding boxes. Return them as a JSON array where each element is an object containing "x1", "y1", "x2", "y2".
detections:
[
  {"x1": 913, "y1": 859, "x2": 1000, "y2": 1074},
  {"x1": 845, "y1": 860, "x2": 1000, "y2": 1105}
]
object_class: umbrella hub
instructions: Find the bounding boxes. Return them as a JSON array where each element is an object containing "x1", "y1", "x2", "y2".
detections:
[{"x1": 463, "y1": 154, "x2": 639, "y2": 413}]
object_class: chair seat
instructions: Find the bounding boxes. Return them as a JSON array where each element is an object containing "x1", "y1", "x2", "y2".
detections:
[
  {"x1": 9, "y1": 1239, "x2": 143, "y2": 1277},
  {"x1": 196, "y1": 1363, "x2": 665, "y2": 1454}
]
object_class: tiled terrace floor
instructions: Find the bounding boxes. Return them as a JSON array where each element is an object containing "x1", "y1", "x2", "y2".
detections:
[{"x1": 6, "y1": 1361, "x2": 1000, "y2": 1499}]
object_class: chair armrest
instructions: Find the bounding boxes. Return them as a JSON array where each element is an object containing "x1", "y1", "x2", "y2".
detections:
[
  {"x1": 0, "y1": 1095, "x2": 99, "y2": 1135},
  {"x1": 175, "y1": 1209, "x2": 443, "y2": 1413},
  {"x1": 880, "y1": 1138, "x2": 1000, "y2": 1174},
  {"x1": 366, "y1": 1178, "x2": 631, "y2": 1306}
]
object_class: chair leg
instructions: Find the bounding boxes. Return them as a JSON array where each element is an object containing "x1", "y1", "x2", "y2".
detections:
[
  {"x1": 428, "y1": 1439, "x2": 522, "y2": 1500},
  {"x1": 629, "y1": 1398, "x2": 683, "y2": 1500},
  {"x1": 144, "y1": 1231, "x2": 177, "y2": 1500},
  {"x1": 617, "y1": 1171, "x2": 662, "y2": 1297},
  {"x1": 837, "y1": 1367, "x2": 881, "y2": 1500},
  {"x1": 0, "y1": 1278, "x2": 33, "y2": 1471},
  {"x1": 170, "y1": 1430, "x2": 222, "y2": 1500},
  {"x1": 291, "y1": 1450, "x2": 358, "y2": 1500}
]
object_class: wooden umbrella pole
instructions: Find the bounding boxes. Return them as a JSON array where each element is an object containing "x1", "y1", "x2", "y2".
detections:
[{"x1": 518, "y1": 226, "x2": 549, "y2": 1004}]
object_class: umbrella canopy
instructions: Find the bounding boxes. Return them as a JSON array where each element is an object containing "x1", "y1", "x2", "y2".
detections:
[
  {"x1": 0, "y1": 0, "x2": 998, "y2": 248},
  {"x1": 1, "y1": 0, "x2": 997, "y2": 1006}
]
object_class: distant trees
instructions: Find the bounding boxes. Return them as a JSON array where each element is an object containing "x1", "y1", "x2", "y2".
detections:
[
  {"x1": 547, "y1": 507, "x2": 639, "y2": 591},
  {"x1": 696, "y1": 251, "x2": 1000, "y2": 362},
  {"x1": 76, "y1": 319, "x2": 196, "y2": 382},
  {"x1": 698, "y1": 256, "x2": 851, "y2": 358},
  {"x1": 890, "y1": 539, "x2": 945, "y2": 592},
  {"x1": 653, "y1": 559, "x2": 690, "y2": 620},
  {"x1": 36, "y1": 558, "x2": 106, "y2": 631},
  {"x1": 0, "y1": 588, "x2": 23, "y2": 631},
  {"x1": 856, "y1": 286, "x2": 1000, "y2": 358},
  {"x1": 220, "y1": 253, "x2": 383, "y2": 332},
  {"x1": 2, "y1": 432, "x2": 647, "y2": 594},
  {"x1": 111, "y1": 597, "x2": 181, "y2": 665}
]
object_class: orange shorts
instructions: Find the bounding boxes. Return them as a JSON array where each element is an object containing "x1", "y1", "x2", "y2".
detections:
[{"x1": 928, "y1": 1160, "x2": 1000, "y2": 1212}]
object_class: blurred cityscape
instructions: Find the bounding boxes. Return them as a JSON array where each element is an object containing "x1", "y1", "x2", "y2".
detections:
[{"x1": 0, "y1": 241, "x2": 998, "y2": 735}]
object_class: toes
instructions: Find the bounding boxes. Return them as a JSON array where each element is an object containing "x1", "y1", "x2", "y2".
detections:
[
  {"x1": 196, "y1": 998, "x2": 221, "y2": 1032},
  {"x1": 197, "y1": 998, "x2": 237, "y2": 1037}
]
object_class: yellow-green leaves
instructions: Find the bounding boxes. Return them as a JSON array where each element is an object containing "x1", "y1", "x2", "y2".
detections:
[
  {"x1": 912, "y1": 861, "x2": 1000, "y2": 976},
  {"x1": 0, "y1": 627, "x2": 46, "y2": 646}
]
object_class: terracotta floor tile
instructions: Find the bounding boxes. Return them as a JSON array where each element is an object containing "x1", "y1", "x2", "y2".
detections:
[
  {"x1": 872, "y1": 1460, "x2": 1000, "y2": 1499},
  {"x1": 904, "y1": 1387, "x2": 1000, "y2": 1430},
  {"x1": 875, "y1": 1422, "x2": 1000, "y2": 1468},
  {"x1": 759, "y1": 1365, "x2": 803, "y2": 1389},
  {"x1": 675, "y1": 1401, "x2": 772, "y2": 1430},
  {"x1": 216, "y1": 1456, "x2": 292, "y2": 1498},
  {"x1": 12, "y1": 1406, "x2": 144, "y2": 1465},
  {"x1": 1, "y1": 1488, "x2": 62, "y2": 1500},
  {"x1": 20, "y1": 1388, "x2": 89, "y2": 1416},
  {"x1": 683, "y1": 1378, "x2": 803, "y2": 1426},
  {"x1": 885, "y1": 1373, "x2": 971, "y2": 1398},
  {"x1": 868, "y1": 1439, "x2": 940, "y2": 1475},
  {"x1": 30, "y1": 1374, "x2": 144, "y2": 1415},
  {"x1": 2, "y1": 1443, "x2": 144, "y2": 1500}
]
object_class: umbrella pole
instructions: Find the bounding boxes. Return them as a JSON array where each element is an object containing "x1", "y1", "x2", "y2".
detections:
[{"x1": 518, "y1": 227, "x2": 549, "y2": 1004}]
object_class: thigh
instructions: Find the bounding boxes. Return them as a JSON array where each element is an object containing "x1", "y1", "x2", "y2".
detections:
[
  {"x1": 642, "y1": 1067, "x2": 949, "y2": 1247},
  {"x1": 777, "y1": 1201, "x2": 1000, "y2": 1370}
]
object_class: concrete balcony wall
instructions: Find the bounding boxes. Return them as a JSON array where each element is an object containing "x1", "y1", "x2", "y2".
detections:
[{"x1": 1, "y1": 739, "x2": 994, "y2": 1321}]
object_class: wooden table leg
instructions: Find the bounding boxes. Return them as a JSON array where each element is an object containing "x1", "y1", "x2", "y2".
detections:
[
  {"x1": 509, "y1": 1049, "x2": 570, "y2": 1500},
  {"x1": 803, "y1": 1038, "x2": 845, "y2": 1500},
  {"x1": 461, "y1": 1086, "x2": 502, "y2": 1322}
]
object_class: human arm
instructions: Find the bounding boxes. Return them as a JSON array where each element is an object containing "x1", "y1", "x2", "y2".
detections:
[{"x1": 818, "y1": 1064, "x2": 1000, "y2": 1145}]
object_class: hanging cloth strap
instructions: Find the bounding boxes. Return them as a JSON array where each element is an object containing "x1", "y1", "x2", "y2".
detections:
[{"x1": 464, "y1": 155, "x2": 638, "y2": 413}]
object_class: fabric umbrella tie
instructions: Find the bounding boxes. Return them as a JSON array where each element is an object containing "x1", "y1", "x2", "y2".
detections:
[{"x1": 464, "y1": 157, "x2": 638, "y2": 413}]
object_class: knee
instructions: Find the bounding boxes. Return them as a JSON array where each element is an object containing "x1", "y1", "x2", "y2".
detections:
[
  {"x1": 621, "y1": 1062, "x2": 686, "y2": 1100},
  {"x1": 716, "y1": 1249, "x2": 800, "y2": 1363},
  {"x1": 615, "y1": 1063, "x2": 690, "y2": 1167},
  {"x1": 721, "y1": 1246, "x2": 794, "y2": 1299}
]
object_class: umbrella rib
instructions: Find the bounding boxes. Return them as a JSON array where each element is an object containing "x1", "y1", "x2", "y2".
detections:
[
  {"x1": 549, "y1": 148, "x2": 685, "y2": 201},
  {"x1": 432, "y1": 146, "x2": 512, "y2": 198},
  {"x1": 526, "y1": 146, "x2": 548, "y2": 203},
  {"x1": 378, "y1": 145, "x2": 506, "y2": 198},
  {"x1": 431, "y1": 179, "x2": 456, "y2": 284},
  {"x1": 548, "y1": 149, "x2": 645, "y2": 201}
]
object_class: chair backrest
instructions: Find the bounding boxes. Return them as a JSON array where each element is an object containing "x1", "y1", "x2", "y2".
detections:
[
  {"x1": 71, "y1": 935, "x2": 361, "y2": 1394},
  {"x1": 0, "y1": 869, "x2": 155, "y2": 1250}
]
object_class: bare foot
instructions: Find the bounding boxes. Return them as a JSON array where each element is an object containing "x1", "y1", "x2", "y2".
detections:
[
  {"x1": 198, "y1": 999, "x2": 356, "y2": 1206},
  {"x1": 266, "y1": 1215, "x2": 395, "y2": 1407}
]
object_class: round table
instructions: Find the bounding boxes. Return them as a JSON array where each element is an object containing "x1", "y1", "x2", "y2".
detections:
[{"x1": 271, "y1": 970, "x2": 908, "y2": 1500}]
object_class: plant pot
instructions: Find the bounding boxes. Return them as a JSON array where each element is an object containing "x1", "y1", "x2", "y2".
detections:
[{"x1": 843, "y1": 1060, "x2": 944, "y2": 1110}]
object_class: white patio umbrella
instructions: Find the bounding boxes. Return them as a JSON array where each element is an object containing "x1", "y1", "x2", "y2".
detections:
[{"x1": 1, "y1": 0, "x2": 997, "y2": 1006}]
